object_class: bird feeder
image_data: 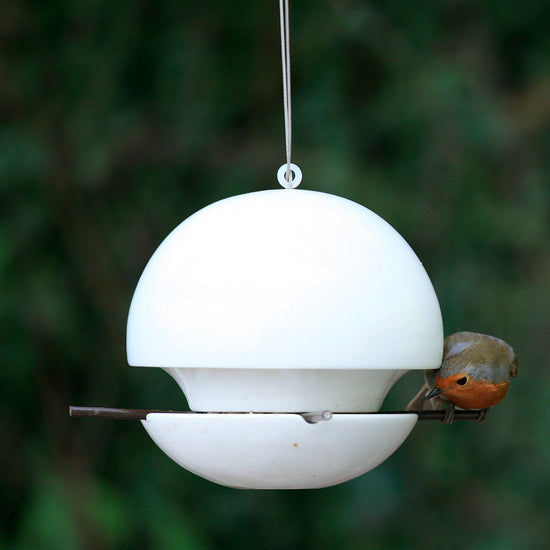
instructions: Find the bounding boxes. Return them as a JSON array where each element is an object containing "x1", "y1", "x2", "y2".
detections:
[
  {"x1": 68, "y1": 3, "x2": 468, "y2": 490},
  {"x1": 124, "y1": 188, "x2": 444, "y2": 489}
]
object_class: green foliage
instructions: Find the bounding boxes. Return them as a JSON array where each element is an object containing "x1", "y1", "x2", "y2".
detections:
[{"x1": 2, "y1": 0, "x2": 550, "y2": 548}]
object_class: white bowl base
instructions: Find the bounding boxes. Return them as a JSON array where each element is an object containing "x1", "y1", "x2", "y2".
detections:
[{"x1": 142, "y1": 412, "x2": 418, "y2": 489}]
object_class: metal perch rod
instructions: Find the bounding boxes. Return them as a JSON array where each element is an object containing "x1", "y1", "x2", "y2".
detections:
[{"x1": 69, "y1": 406, "x2": 485, "y2": 422}]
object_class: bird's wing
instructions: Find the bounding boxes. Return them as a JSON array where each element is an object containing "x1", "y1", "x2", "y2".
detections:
[{"x1": 407, "y1": 381, "x2": 440, "y2": 411}]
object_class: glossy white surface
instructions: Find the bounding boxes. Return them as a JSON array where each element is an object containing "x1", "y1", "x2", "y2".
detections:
[
  {"x1": 164, "y1": 367, "x2": 406, "y2": 412},
  {"x1": 127, "y1": 189, "x2": 443, "y2": 372},
  {"x1": 141, "y1": 412, "x2": 418, "y2": 489}
]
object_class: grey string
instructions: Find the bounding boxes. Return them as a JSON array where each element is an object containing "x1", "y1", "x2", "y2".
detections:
[{"x1": 279, "y1": 0, "x2": 292, "y2": 183}]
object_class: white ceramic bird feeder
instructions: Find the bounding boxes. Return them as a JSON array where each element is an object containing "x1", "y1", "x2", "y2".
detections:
[
  {"x1": 69, "y1": 3, "x2": 449, "y2": 490},
  {"x1": 124, "y1": 186, "x2": 444, "y2": 489}
]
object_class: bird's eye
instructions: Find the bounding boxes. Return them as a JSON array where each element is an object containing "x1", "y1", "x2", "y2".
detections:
[{"x1": 456, "y1": 377, "x2": 468, "y2": 386}]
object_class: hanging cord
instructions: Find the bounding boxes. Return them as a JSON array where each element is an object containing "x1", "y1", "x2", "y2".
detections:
[{"x1": 277, "y1": 0, "x2": 302, "y2": 188}]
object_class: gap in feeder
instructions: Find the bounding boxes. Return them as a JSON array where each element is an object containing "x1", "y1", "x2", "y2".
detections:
[
  {"x1": 128, "y1": 367, "x2": 191, "y2": 412},
  {"x1": 380, "y1": 370, "x2": 424, "y2": 412}
]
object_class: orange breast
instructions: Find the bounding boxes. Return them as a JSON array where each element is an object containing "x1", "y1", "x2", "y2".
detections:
[{"x1": 444, "y1": 379, "x2": 510, "y2": 410}]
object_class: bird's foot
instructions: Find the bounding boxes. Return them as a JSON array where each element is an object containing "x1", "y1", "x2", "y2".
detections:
[
  {"x1": 442, "y1": 403, "x2": 456, "y2": 425},
  {"x1": 476, "y1": 408, "x2": 489, "y2": 424}
]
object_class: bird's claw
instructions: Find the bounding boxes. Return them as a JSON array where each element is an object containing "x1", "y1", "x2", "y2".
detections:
[
  {"x1": 476, "y1": 408, "x2": 489, "y2": 424},
  {"x1": 442, "y1": 403, "x2": 456, "y2": 425}
]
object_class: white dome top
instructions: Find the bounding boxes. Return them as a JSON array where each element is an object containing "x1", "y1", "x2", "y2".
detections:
[{"x1": 127, "y1": 189, "x2": 443, "y2": 369}]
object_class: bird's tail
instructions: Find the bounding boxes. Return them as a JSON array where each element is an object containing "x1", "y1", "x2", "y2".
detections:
[{"x1": 406, "y1": 381, "x2": 439, "y2": 411}]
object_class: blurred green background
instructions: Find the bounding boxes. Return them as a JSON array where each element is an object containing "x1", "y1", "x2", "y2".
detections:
[{"x1": 2, "y1": 0, "x2": 550, "y2": 548}]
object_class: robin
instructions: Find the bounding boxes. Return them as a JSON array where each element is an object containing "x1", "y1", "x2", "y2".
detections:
[{"x1": 407, "y1": 331, "x2": 518, "y2": 424}]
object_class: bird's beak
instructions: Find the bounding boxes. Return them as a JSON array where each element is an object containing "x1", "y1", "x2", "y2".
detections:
[{"x1": 425, "y1": 387, "x2": 444, "y2": 400}]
